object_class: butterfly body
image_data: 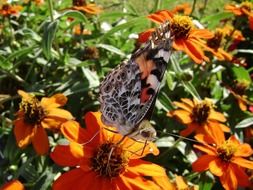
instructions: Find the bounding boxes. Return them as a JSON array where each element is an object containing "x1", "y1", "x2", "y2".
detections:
[{"x1": 99, "y1": 21, "x2": 173, "y2": 141}]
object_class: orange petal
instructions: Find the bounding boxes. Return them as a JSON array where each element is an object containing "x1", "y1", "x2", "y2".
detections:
[
  {"x1": 0, "y1": 180, "x2": 25, "y2": 190},
  {"x1": 41, "y1": 117, "x2": 65, "y2": 131},
  {"x1": 173, "y1": 101, "x2": 192, "y2": 112},
  {"x1": 231, "y1": 164, "x2": 251, "y2": 187},
  {"x1": 175, "y1": 175, "x2": 188, "y2": 189},
  {"x1": 181, "y1": 98, "x2": 194, "y2": 107},
  {"x1": 173, "y1": 39, "x2": 203, "y2": 64},
  {"x1": 122, "y1": 139, "x2": 159, "y2": 159},
  {"x1": 234, "y1": 143, "x2": 253, "y2": 157},
  {"x1": 171, "y1": 110, "x2": 192, "y2": 124},
  {"x1": 52, "y1": 168, "x2": 86, "y2": 190},
  {"x1": 209, "y1": 159, "x2": 225, "y2": 176},
  {"x1": 192, "y1": 155, "x2": 216, "y2": 172},
  {"x1": 46, "y1": 108, "x2": 73, "y2": 120},
  {"x1": 128, "y1": 159, "x2": 167, "y2": 177},
  {"x1": 14, "y1": 119, "x2": 34, "y2": 148},
  {"x1": 208, "y1": 110, "x2": 226, "y2": 122},
  {"x1": 147, "y1": 10, "x2": 173, "y2": 24},
  {"x1": 190, "y1": 29, "x2": 214, "y2": 39},
  {"x1": 204, "y1": 122, "x2": 226, "y2": 145},
  {"x1": 219, "y1": 164, "x2": 238, "y2": 190},
  {"x1": 180, "y1": 123, "x2": 198, "y2": 137},
  {"x1": 41, "y1": 94, "x2": 67, "y2": 108},
  {"x1": 231, "y1": 157, "x2": 253, "y2": 169},
  {"x1": 193, "y1": 144, "x2": 216, "y2": 155},
  {"x1": 32, "y1": 126, "x2": 49, "y2": 155},
  {"x1": 138, "y1": 28, "x2": 155, "y2": 43},
  {"x1": 17, "y1": 90, "x2": 31, "y2": 100},
  {"x1": 50, "y1": 144, "x2": 87, "y2": 167},
  {"x1": 61, "y1": 120, "x2": 90, "y2": 144}
]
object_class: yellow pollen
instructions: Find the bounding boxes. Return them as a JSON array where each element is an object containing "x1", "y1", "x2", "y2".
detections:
[
  {"x1": 91, "y1": 142, "x2": 128, "y2": 178},
  {"x1": 171, "y1": 15, "x2": 193, "y2": 39},
  {"x1": 240, "y1": 1, "x2": 253, "y2": 11},
  {"x1": 217, "y1": 140, "x2": 237, "y2": 162},
  {"x1": 192, "y1": 99, "x2": 212, "y2": 124},
  {"x1": 20, "y1": 96, "x2": 45, "y2": 125}
]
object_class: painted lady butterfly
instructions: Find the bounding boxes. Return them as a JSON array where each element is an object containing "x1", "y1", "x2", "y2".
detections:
[{"x1": 99, "y1": 21, "x2": 173, "y2": 141}]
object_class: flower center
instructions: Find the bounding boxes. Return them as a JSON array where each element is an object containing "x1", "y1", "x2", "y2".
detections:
[
  {"x1": 72, "y1": 0, "x2": 86, "y2": 6},
  {"x1": 20, "y1": 96, "x2": 45, "y2": 125},
  {"x1": 232, "y1": 80, "x2": 249, "y2": 95},
  {"x1": 240, "y1": 2, "x2": 253, "y2": 12},
  {"x1": 91, "y1": 142, "x2": 128, "y2": 178},
  {"x1": 171, "y1": 15, "x2": 193, "y2": 39},
  {"x1": 217, "y1": 141, "x2": 237, "y2": 162},
  {"x1": 191, "y1": 100, "x2": 211, "y2": 124},
  {"x1": 2, "y1": 4, "x2": 10, "y2": 11},
  {"x1": 207, "y1": 30, "x2": 223, "y2": 50}
]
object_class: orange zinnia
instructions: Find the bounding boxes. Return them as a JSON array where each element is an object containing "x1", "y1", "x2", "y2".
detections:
[
  {"x1": 0, "y1": 180, "x2": 25, "y2": 190},
  {"x1": 72, "y1": 0, "x2": 102, "y2": 15},
  {"x1": 14, "y1": 90, "x2": 73, "y2": 155},
  {"x1": 192, "y1": 130, "x2": 253, "y2": 190},
  {"x1": 171, "y1": 3, "x2": 192, "y2": 15},
  {"x1": 225, "y1": 1, "x2": 253, "y2": 16},
  {"x1": 51, "y1": 112, "x2": 171, "y2": 190},
  {"x1": 167, "y1": 98, "x2": 230, "y2": 137},
  {"x1": 138, "y1": 10, "x2": 214, "y2": 64},
  {"x1": 204, "y1": 28, "x2": 233, "y2": 61},
  {"x1": 0, "y1": 3, "x2": 22, "y2": 17}
]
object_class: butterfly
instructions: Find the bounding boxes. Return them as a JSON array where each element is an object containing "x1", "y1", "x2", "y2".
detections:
[{"x1": 99, "y1": 21, "x2": 173, "y2": 142}]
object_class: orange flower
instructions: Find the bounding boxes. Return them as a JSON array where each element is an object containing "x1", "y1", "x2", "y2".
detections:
[
  {"x1": 0, "y1": 180, "x2": 25, "y2": 190},
  {"x1": 167, "y1": 98, "x2": 230, "y2": 137},
  {"x1": 225, "y1": 80, "x2": 252, "y2": 111},
  {"x1": 51, "y1": 112, "x2": 171, "y2": 190},
  {"x1": 225, "y1": 1, "x2": 253, "y2": 16},
  {"x1": 73, "y1": 25, "x2": 92, "y2": 35},
  {"x1": 204, "y1": 29, "x2": 233, "y2": 61},
  {"x1": 14, "y1": 90, "x2": 73, "y2": 155},
  {"x1": 72, "y1": 0, "x2": 102, "y2": 15},
  {"x1": 0, "y1": 3, "x2": 22, "y2": 17},
  {"x1": 171, "y1": 3, "x2": 192, "y2": 15},
  {"x1": 138, "y1": 10, "x2": 214, "y2": 64},
  {"x1": 192, "y1": 130, "x2": 253, "y2": 190}
]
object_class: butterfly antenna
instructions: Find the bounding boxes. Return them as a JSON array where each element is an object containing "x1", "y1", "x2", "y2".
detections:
[{"x1": 81, "y1": 130, "x2": 100, "y2": 146}]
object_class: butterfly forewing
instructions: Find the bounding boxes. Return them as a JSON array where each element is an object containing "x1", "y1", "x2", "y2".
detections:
[{"x1": 99, "y1": 21, "x2": 173, "y2": 140}]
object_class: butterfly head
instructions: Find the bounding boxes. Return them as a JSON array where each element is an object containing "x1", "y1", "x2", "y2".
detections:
[
  {"x1": 129, "y1": 120, "x2": 157, "y2": 142},
  {"x1": 150, "y1": 21, "x2": 173, "y2": 51}
]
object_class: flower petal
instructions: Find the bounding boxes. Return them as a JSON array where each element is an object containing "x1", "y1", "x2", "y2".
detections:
[
  {"x1": 193, "y1": 144, "x2": 216, "y2": 155},
  {"x1": 219, "y1": 164, "x2": 238, "y2": 190},
  {"x1": 53, "y1": 168, "x2": 86, "y2": 190},
  {"x1": 32, "y1": 126, "x2": 49, "y2": 155},
  {"x1": 14, "y1": 118, "x2": 34, "y2": 148},
  {"x1": 192, "y1": 155, "x2": 216, "y2": 172},
  {"x1": 138, "y1": 28, "x2": 155, "y2": 43},
  {"x1": 41, "y1": 94, "x2": 67, "y2": 108},
  {"x1": 231, "y1": 164, "x2": 250, "y2": 187},
  {"x1": 190, "y1": 29, "x2": 214, "y2": 39},
  {"x1": 180, "y1": 123, "x2": 198, "y2": 137},
  {"x1": 46, "y1": 108, "x2": 73, "y2": 120},
  {"x1": 170, "y1": 110, "x2": 192, "y2": 124},
  {"x1": 173, "y1": 101, "x2": 192, "y2": 112},
  {"x1": 209, "y1": 159, "x2": 225, "y2": 176},
  {"x1": 231, "y1": 157, "x2": 253, "y2": 169},
  {"x1": 147, "y1": 10, "x2": 173, "y2": 24},
  {"x1": 234, "y1": 143, "x2": 253, "y2": 157},
  {"x1": 208, "y1": 110, "x2": 226, "y2": 122},
  {"x1": 0, "y1": 180, "x2": 25, "y2": 190}
]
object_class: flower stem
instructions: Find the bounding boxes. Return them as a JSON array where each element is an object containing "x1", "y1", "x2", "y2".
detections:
[
  {"x1": 190, "y1": 0, "x2": 197, "y2": 16},
  {"x1": 47, "y1": 0, "x2": 54, "y2": 22}
]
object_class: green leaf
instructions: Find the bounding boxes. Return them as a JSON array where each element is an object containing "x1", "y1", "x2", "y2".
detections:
[
  {"x1": 201, "y1": 12, "x2": 233, "y2": 29},
  {"x1": 235, "y1": 117, "x2": 253, "y2": 129},
  {"x1": 100, "y1": 16, "x2": 146, "y2": 41},
  {"x1": 96, "y1": 43, "x2": 126, "y2": 56},
  {"x1": 199, "y1": 173, "x2": 213, "y2": 190},
  {"x1": 231, "y1": 66, "x2": 251, "y2": 82},
  {"x1": 42, "y1": 20, "x2": 59, "y2": 59},
  {"x1": 57, "y1": 10, "x2": 88, "y2": 23},
  {"x1": 99, "y1": 12, "x2": 133, "y2": 21}
]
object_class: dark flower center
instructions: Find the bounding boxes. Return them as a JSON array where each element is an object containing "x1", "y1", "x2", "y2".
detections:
[
  {"x1": 171, "y1": 15, "x2": 193, "y2": 39},
  {"x1": 191, "y1": 101, "x2": 211, "y2": 124},
  {"x1": 207, "y1": 30, "x2": 223, "y2": 50},
  {"x1": 2, "y1": 4, "x2": 10, "y2": 11},
  {"x1": 72, "y1": 0, "x2": 86, "y2": 6},
  {"x1": 232, "y1": 80, "x2": 249, "y2": 96},
  {"x1": 20, "y1": 97, "x2": 45, "y2": 125},
  {"x1": 91, "y1": 142, "x2": 128, "y2": 178},
  {"x1": 217, "y1": 142, "x2": 237, "y2": 162}
]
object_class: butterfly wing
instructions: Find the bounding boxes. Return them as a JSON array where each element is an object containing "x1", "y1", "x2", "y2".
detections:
[{"x1": 99, "y1": 21, "x2": 173, "y2": 140}]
